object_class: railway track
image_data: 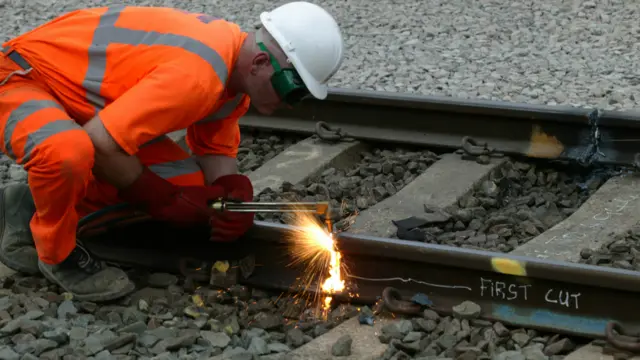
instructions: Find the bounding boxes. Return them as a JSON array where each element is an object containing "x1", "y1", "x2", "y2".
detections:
[{"x1": 2, "y1": 89, "x2": 640, "y2": 360}]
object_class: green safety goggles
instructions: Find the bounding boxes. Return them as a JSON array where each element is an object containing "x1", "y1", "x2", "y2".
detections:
[{"x1": 257, "y1": 42, "x2": 311, "y2": 105}]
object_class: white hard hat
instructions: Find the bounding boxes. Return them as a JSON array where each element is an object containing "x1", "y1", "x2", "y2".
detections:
[{"x1": 260, "y1": 1, "x2": 344, "y2": 100}]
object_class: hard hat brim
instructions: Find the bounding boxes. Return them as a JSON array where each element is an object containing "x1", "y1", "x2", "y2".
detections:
[{"x1": 260, "y1": 12, "x2": 328, "y2": 100}]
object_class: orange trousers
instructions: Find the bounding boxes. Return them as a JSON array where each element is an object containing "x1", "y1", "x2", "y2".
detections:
[{"x1": 0, "y1": 54, "x2": 205, "y2": 265}]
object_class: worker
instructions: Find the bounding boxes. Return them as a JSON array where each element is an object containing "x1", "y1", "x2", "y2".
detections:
[{"x1": 0, "y1": 2, "x2": 345, "y2": 302}]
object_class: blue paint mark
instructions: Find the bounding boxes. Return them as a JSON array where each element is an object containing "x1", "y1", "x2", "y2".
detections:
[
  {"x1": 411, "y1": 293, "x2": 433, "y2": 306},
  {"x1": 493, "y1": 304, "x2": 609, "y2": 337}
]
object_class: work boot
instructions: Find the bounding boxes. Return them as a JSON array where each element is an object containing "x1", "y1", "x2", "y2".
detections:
[
  {"x1": 38, "y1": 240, "x2": 135, "y2": 302},
  {"x1": 0, "y1": 183, "x2": 39, "y2": 275}
]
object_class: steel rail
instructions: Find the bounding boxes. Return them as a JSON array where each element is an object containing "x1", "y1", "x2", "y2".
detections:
[
  {"x1": 80, "y1": 217, "x2": 640, "y2": 345},
  {"x1": 239, "y1": 87, "x2": 640, "y2": 167}
]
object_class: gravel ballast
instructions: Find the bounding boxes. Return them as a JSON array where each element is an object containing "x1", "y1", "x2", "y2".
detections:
[
  {"x1": 254, "y1": 150, "x2": 617, "y2": 253},
  {"x1": 0, "y1": 0, "x2": 636, "y2": 359},
  {"x1": 253, "y1": 146, "x2": 440, "y2": 228},
  {"x1": 0, "y1": 156, "x2": 27, "y2": 187},
  {"x1": 1, "y1": 0, "x2": 638, "y2": 111},
  {"x1": 0, "y1": 274, "x2": 589, "y2": 360},
  {"x1": 392, "y1": 158, "x2": 619, "y2": 253},
  {"x1": 375, "y1": 300, "x2": 585, "y2": 360},
  {"x1": 0, "y1": 271, "x2": 363, "y2": 359},
  {"x1": 578, "y1": 223, "x2": 640, "y2": 271},
  {"x1": 236, "y1": 131, "x2": 305, "y2": 174}
]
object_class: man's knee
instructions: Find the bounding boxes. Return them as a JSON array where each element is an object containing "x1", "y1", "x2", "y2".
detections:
[{"x1": 26, "y1": 126, "x2": 95, "y2": 180}]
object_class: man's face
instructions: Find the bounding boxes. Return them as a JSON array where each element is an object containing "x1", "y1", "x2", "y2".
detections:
[{"x1": 245, "y1": 44, "x2": 295, "y2": 115}]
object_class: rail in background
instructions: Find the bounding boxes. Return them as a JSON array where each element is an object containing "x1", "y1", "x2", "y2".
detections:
[{"x1": 240, "y1": 87, "x2": 640, "y2": 168}]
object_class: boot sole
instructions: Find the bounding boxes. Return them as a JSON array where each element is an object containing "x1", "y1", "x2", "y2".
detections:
[
  {"x1": 38, "y1": 261, "x2": 136, "y2": 302},
  {"x1": 0, "y1": 185, "x2": 40, "y2": 275}
]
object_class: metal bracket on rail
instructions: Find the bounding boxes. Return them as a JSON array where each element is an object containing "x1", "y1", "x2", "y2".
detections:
[
  {"x1": 460, "y1": 136, "x2": 505, "y2": 163},
  {"x1": 604, "y1": 321, "x2": 640, "y2": 354},
  {"x1": 633, "y1": 153, "x2": 640, "y2": 170},
  {"x1": 461, "y1": 136, "x2": 495, "y2": 156},
  {"x1": 577, "y1": 109, "x2": 605, "y2": 166},
  {"x1": 314, "y1": 121, "x2": 355, "y2": 143},
  {"x1": 209, "y1": 260, "x2": 239, "y2": 289},
  {"x1": 179, "y1": 258, "x2": 210, "y2": 292},
  {"x1": 178, "y1": 254, "x2": 256, "y2": 292},
  {"x1": 209, "y1": 254, "x2": 256, "y2": 288},
  {"x1": 380, "y1": 287, "x2": 422, "y2": 316}
]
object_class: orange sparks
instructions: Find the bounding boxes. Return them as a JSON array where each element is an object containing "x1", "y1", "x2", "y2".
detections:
[{"x1": 286, "y1": 211, "x2": 346, "y2": 317}]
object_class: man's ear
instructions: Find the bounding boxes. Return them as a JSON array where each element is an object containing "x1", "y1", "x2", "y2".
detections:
[{"x1": 250, "y1": 52, "x2": 270, "y2": 75}]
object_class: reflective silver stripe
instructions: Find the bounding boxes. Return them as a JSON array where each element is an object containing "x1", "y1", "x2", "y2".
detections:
[
  {"x1": 148, "y1": 158, "x2": 201, "y2": 179},
  {"x1": 82, "y1": 5, "x2": 124, "y2": 112},
  {"x1": 3, "y1": 100, "x2": 64, "y2": 159},
  {"x1": 197, "y1": 94, "x2": 244, "y2": 124},
  {"x1": 140, "y1": 134, "x2": 169, "y2": 148},
  {"x1": 21, "y1": 120, "x2": 82, "y2": 163},
  {"x1": 82, "y1": 5, "x2": 229, "y2": 115},
  {"x1": 197, "y1": 14, "x2": 220, "y2": 24},
  {"x1": 108, "y1": 28, "x2": 228, "y2": 75}
]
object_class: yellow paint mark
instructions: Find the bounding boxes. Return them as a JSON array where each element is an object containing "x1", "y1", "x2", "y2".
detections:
[
  {"x1": 491, "y1": 257, "x2": 527, "y2": 276},
  {"x1": 526, "y1": 125, "x2": 565, "y2": 158},
  {"x1": 192, "y1": 294, "x2": 204, "y2": 307},
  {"x1": 213, "y1": 260, "x2": 230, "y2": 273}
]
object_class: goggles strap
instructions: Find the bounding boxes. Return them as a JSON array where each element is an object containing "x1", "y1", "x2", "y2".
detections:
[{"x1": 257, "y1": 42, "x2": 283, "y2": 72}]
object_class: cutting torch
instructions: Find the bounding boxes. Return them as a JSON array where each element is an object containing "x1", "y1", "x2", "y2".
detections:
[{"x1": 209, "y1": 199, "x2": 333, "y2": 233}]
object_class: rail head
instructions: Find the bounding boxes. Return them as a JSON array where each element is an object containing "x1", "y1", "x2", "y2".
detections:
[
  {"x1": 247, "y1": 87, "x2": 640, "y2": 128},
  {"x1": 240, "y1": 87, "x2": 640, "y2": 167},
  {"x1": 332, "y1": 228, "x2": 640, "y2": 293},
  {"x1": 81, "y1": 218, "x2": 640, "y2": 339},
  {"x1": 81, "y1": 218, "x2": 640, "y2": 295}
]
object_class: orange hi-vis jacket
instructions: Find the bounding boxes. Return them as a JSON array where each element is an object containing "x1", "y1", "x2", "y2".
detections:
[
  {"x1": 2, "y1": 5, "x2": 249, "y2": 158},
  {"x1": 0, "y1": 5, "x2": 250, "y2": 265}
]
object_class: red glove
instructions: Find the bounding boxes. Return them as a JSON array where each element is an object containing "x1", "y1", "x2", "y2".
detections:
[
  {"x1": 118, "y1": 167, "x2": 220, "y2": 227},
  {"x1": 209, "y1": 174, "x2": 255, "y2": 242},
  {"x1": 118, "y1": 168, "x2": 254, "y2": 241}
]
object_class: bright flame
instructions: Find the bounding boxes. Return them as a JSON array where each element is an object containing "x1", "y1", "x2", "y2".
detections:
[
  {"x1": 286, "y1": 211, "x2": 346, "y2": 317},
  {"x1": 319, "y1": 232, "x2": 345, "y2": 313}
]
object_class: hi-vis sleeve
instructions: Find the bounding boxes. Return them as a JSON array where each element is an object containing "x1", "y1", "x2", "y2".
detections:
[{"x1": 186, "y1": 94, "x2": 250, "y2": 158}]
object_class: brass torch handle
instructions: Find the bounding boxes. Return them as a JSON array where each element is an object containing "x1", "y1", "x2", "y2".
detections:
[{"x1": 208, "y1": 200, "x2": 330, "y2": 214}]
